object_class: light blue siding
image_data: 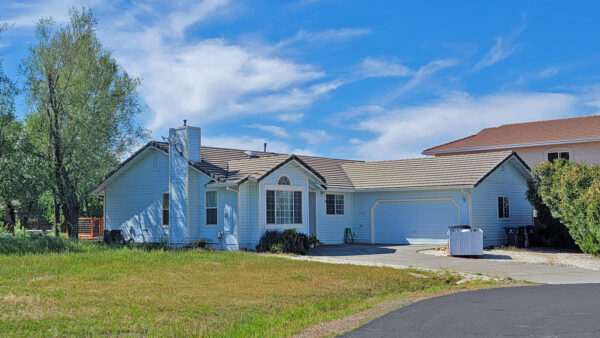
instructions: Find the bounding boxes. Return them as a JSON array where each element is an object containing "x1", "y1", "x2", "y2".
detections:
[
  {"x1": 315, "y1": 192, "x2": 354, "y2": 245},
  {"x1": 471, "y1": 158, "x2": 533, "y2": 247},
  {"x1": 169, "y1": 127, "x2": 189, "y2": 245},
  {"x1": 238, "y1": 181, "x2": 258, "y2": 249},
  {"x1": 104, "y1": 149, "x2": 168, "y2": 242},
  {"x1": 350, "y1": 190, "x2": 469, "y2": 244},
  {"x1": 188, "y1": 168, "x2": 212, "y2": 241},
  {"x1": 189, "y1": 170, "x2": 239, "y2": 250},
  {"x1": 187, "y1": 127, "x2": 201, "y2": 163},
  {"x1": 255, "y1": 162, "x2": 310, "y2": 248}
]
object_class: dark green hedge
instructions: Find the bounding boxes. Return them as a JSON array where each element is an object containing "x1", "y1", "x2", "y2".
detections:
[
  {"x1": 256, "y1": 229, "x2": 311, "y2": 255},
  {"x1": 529, "y1": 159, "x2": 600, "y2": 254}
]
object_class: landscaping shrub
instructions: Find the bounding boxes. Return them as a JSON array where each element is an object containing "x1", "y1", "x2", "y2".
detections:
[
  {"x1": 530, "y1": 159, "x2": 600, "y2": 254},
  {"x1": 527, "y1": 168, "x2": 574, "y2": 247},
  {"x1": 256, "y1": 229, "x2": 311, "y2": 255}
]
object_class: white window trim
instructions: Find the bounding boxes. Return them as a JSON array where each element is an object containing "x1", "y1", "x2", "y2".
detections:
[
  {"x1": 325, "y1": 193, "x2": 346, "y2": 217},
  {"x1": 277, "y1": 175, "x2": 292, "y2": 185},
  {"x1": 205, "y1": 189, "x2": 219, "y2": 227},
  {"x1": 497, "y1": 195, "x2": 510, "y2": 220},
  {"x1": 265, "y1": 184, "x2": 303, "y2": 191},
  {"x1": 265, "y1": 186, "x2": 304, "y2": 228},
  {"x1": 545, "y1": 148, "x2": 572, "y2": 162},
  {"x1": 161, "y1": 191, "x2": 169, "y2": 228}
]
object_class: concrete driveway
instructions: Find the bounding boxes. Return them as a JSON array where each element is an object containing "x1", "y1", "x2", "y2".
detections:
[{"x1": 308, "y1": 244, "x2": 600, "y2": 284}]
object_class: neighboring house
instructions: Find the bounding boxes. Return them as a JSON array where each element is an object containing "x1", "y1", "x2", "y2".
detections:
[
  {"x1": 422, "y1": 115, "x2": 600, "y2": 168},
  {"x1": 92, "y1": 124, "x2": 532, "y2": 250}
]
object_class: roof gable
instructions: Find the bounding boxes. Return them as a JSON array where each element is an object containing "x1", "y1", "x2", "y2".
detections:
[
  {"x1": 423, "y1": 115, "x2": 600, "y2": 155},
  {"x1": 340, "y1": 151, "x2": 529, "y2": 190},
  {"x1": 94, "y1": 142, "x2": 530, "y2": 194}
]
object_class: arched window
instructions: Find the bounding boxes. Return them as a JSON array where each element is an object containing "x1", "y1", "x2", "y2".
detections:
[{"x1": 278, "y1": 175, "x2": 291, "y2": 185}]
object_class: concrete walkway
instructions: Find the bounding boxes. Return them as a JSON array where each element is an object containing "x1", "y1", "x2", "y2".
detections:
[{"x1": 308, "y1": 244, "x2": 600, "y2": 284}]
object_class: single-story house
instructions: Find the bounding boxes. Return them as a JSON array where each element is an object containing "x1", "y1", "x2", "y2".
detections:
[
  {"x1": 92, "y1": 124, "x2": 533, "y2": 250},
  {"x1": 422, "y1": 115, "x2": 600, "y2": 168}
]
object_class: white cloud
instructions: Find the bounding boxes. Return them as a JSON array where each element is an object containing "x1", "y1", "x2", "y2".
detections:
[
  {"x1": 298, "y1": 129, "x2": 332, "y2": 145},
  {"x1": 381, "y1": 58, "x2": 457, "y2": 103},
  {"x1": 203, "y1": 136, "x2": 315, "y2": 155},
  {"x1": 277, "y1": 27, "x2": 371, "y2": 47},
  {"x1": 358, "y1": 57, "x2": 411, "y2": 78},
  {"x1": 510, "y1": 67, "x2": 560, "y2": 87},
  {"x1": 90, "y1": 1, "x2": 341, "y2": 135},
  {"x1": 276, "y1": 113, "x2": 304, "y2": 122},
  {"x1": 247, "y1": 124, "x2": 289, "y2": 138},
  {"x1": 474, "y1": 18, "x2": 526, "y2": 70},
  {"x1": 348, "y1": 91, "x2": 578, "y2": 160}
]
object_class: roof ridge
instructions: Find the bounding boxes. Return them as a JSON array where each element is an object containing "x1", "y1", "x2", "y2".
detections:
[
  {"x1": 227, "y1": 153, "x2": 291, "y2": 164},
  {"x1": 497, "y1": 114, "x2": 600, "y2": 128},
  {"x1": 345, "y1": 150, "x2": 512, "y2": 166}
]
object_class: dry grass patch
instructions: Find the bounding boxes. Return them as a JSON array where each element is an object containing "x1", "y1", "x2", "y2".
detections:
[{"x1": 0, "y1": 247, "x2": 506, "y2": 337}]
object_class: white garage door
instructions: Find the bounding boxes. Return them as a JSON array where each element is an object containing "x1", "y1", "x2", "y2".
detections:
[{"x1": 373, "y1": 199, "x2": 459, "y2": 244}]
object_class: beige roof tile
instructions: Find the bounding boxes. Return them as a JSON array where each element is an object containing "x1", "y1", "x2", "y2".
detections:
[
  {"x1": 98, "y1": 143, "x2": 525, "y2": 192},
  {"x1": 341, "y1": 151, "x2": 520, "y2": 190}
]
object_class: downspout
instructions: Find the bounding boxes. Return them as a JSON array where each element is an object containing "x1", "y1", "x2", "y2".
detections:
[{"x1": 467, "y1": 189, "x2": 473, "y2": 227}]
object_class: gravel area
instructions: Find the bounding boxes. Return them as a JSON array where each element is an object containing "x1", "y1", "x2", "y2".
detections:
[{"x1": 420, "y1": 247, "x2": 600, "y2": 271}]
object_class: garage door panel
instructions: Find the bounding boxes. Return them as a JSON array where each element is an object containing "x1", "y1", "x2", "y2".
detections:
[{"x1": 373, "y1": 200, "x2": 457, "y2": 244}]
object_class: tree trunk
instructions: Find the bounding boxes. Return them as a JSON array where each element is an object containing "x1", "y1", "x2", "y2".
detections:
[
  {"x1": 53, "y1": 197, "x2": 60, "y2": 237},
  {"x1": 6, "y1": 201, "x2": 16, "y2": 234},
  {"x1": 63, "y1": 194, "x2": 79, "y2": 239}
]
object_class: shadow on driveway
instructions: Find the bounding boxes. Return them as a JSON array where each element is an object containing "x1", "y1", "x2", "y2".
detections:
[{"x1": 309, "y1": 244, "x2": 400, "y2": 256}]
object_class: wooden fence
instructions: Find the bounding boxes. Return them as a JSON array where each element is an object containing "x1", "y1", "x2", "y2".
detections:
[{"x1": 76, "y1": 217, "x2": 104, "y2": 241}]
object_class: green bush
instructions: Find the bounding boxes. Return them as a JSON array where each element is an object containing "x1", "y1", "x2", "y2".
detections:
[
  {"x1": 530, "y1": 160, "x2": 600, "y2": 254},
  {"x1": 256, "y1": 229, "x2": 311, "y2": 255},
  {"x1": 527, "y1": 167, "x2": 573, "y2": 247}
]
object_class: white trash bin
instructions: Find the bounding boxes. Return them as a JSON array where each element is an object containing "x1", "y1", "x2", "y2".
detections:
[{"x1": 448, "y1": 226, "x2": 483, "y2": 256}]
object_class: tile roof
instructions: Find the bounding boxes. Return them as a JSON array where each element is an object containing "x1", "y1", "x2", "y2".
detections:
[
  {"x1": 423, "y1": 115, "x2": 600, "y2": 155},
  {"x1": 341, "y1": 151, "x2": 524, "y2": 190},
  {"x1": 96, "y1": 142, "x2": 527, "y2": 193}
]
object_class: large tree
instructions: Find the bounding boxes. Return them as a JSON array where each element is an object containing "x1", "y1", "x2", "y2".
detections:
[
  {"x1": 22, "y1": 8, "x2": 147, "y2": 238},
  {"x1": 0, "y1": 24, "x2": 21, "y2": 231}
]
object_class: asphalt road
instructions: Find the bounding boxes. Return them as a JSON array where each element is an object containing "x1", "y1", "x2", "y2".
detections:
[{"x1": 344, "y1": 284, "x2": 600, "y2": 338}]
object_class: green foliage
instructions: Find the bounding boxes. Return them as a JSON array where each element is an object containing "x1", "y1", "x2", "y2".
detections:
[
  {"x1": 526, "y1": 164, "x2": 573, "y2": 247},
  {"x1": 0, "y1": 232, "x2": 105, "y2": 255},
  {"x1": 21, "y1": 8, "x2": 148, "y2": 235},
  {"x1": 530, "y1": 160, "x2": 600, "y2": 254},
  {"x1": 256, "y1": 229, "x2": 311, "y2": 255}
]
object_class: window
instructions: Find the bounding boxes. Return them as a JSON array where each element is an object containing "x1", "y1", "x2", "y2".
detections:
[
  {"x1": 326, "y1": 194, "x2": 345, "y2": 215},
  {"x1": 498, "y1": 196, "x2": 510, "y2": 219},
  {"x1": 277, "y1": 175, "x2": 291, "y2": 185},
  {"x1": 206, "y1": 191, "x2": 218, "y2": 225},
  {"x1": 547, "y1": 151, "x2": 570, "y2": 163},
  {"x1": 266, "y1": 190, "x2": 302, "y2": 225},
  {"x1": 162, "y1": 193, "x2": 169, "y2": 227}
]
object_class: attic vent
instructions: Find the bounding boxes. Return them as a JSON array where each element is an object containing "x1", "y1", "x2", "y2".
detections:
[{"x1": 244, "y1": 151, "x2": 259, "y2": 158}]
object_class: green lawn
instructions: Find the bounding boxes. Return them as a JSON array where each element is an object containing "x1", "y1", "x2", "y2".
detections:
[{"x1": 0, "y1": 243, "x2": 503, "y2": 337}]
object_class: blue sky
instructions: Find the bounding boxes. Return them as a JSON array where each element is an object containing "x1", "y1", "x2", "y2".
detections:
[{"x1": 1, "y1": 1, "x2": 600, "y2": 160}]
